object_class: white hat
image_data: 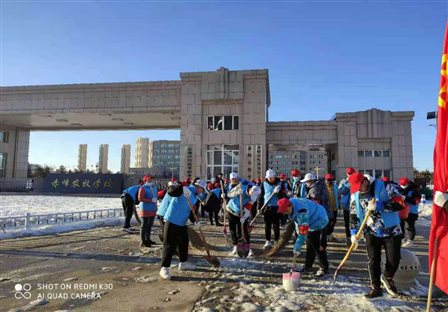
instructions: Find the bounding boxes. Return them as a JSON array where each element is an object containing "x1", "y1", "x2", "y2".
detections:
[
  {"x1": 364, "y1": 174, "x2": 375, "y2": 184},
  {"x1": 265, "y1": 169, "x2": 276, "y2": 179},
  {"x1": 230, "y1": 172, "x2": 238, "y2": 179},
  {"x1": 300, "y1": 173, "x2": 317, "y2": 183},
  {"x1": 194, "y1": 179, "x2": 207, "y2": 191}
]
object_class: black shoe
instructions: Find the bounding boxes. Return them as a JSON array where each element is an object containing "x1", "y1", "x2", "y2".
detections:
[
  {"x1": 140, "y1": 241, "x2": 151, "y2": 248},
  {"x1": 215, "y1": 222, "x2": 223, "y2": 226},
  {"x1": 364, "y1": 288, "x2": 383, "y2": 299},
  {"x1": 149, "y1": 240, "x2": 157, "y2": 245},
  {"x1": 381, "y1": 275, "x2": 398, "y2": 297}
]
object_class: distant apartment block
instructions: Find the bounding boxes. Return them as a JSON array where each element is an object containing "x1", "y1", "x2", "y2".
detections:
[
  {"x1": 98, "y1": 144, "x2": 109, "y2": 173},
  {"x1": 121, "y1": 144, "x2": 131, "y2": 174},
  {"x1": 135, "y1": 137, "x2": 149, "y2": 168},
  {"x1": 149, "y1": 140, "x2": 180, "y2": 178},
  {"x1": 78, "y1": 144, "x2": 87, "y2": 172}
]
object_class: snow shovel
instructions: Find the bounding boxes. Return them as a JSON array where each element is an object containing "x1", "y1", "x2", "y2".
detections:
[
  {"x1": 333, "y1": 199, "x2": 375, "y2": 283},
  {"x1": 237, "y1": 183, "x2": 250, "y2": 258},
  {"x1": 220, "y1": 181, "x2": 232, "y2": 244},
  {"x1": 248, "y1": 191, "x2": 276, "y2": 233},
  {"x1": 283, "y1": 253, "x2": 300, "y2": 291},
  {"x1": 185, "y1": 196, "x2": 220, "y2": 268}
]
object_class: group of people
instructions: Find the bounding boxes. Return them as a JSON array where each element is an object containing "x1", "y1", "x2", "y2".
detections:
[{"x1": 120, "y1": 168, "x2": 424, "y2": 299}]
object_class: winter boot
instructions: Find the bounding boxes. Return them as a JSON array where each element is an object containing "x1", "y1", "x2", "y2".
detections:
[
  {"x1": 364, "y1": 287, "x2": 383, "y2": 299},
  {"x1": 381, "y1": 275, "x2": 398, "y2": 297},
  {"x1": 230, "y1": 245, "x2": 238, "y2": 256},
  {"x1": 402, "y1": 239, "x2": 414, "y2": 248},
  {"x1": 263, "y1": 241, "x2": 272, "y2": 249},
  {"x1": 159, "y1": 267, "x2": 171, "y2": 280}
]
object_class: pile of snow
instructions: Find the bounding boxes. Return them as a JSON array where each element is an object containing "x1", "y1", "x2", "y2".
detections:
[
  {"x1": 0, "y1": 195, "x2": 121, "y2": 218},
  {"x1": 418, "y1": 201, "x2": 433, "y2": 227},
  {"x1": 194, "y1": 258, "x2": 429, "y2": 312},
  {"x1": 0, "y1": 218, "x2": 125, "y2": 240}
]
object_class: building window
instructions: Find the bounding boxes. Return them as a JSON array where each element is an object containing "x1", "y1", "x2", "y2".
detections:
[
  {"x1": 206, "y1": 145, "x2": 239, "y2": 179},
  {"x1": 208, "y1": 116, "x2": 239, "y2": 131},
  {"x1": 374, "y1": 151, "x2": 382, "y2": 157},
  {"x1": 358, "y1": 151, "x2": 364, "y2": 157},
  {"x1": 0, "y1": 153, "x2": 7, "y2": 177},
  {"x1": 365, "y1": 150, "x2": 373, "y2": 157},
  {"x1": 383, "y1": 150, "x2": 390, "y2": 157},
  {"x1": 0, "y1": 131, "x2": 9, "y2": 143}
]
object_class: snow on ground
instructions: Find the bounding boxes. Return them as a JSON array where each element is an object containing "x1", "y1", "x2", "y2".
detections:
[
  {"x1": 0, "y1": 194, "x2": 125, "y2": 240},
  {"x1": 0, "y1": 194, "x2": 122, "y2": 218},
  {"x1": 193, "y1": 258, "x2": 430, "y2": 312}
]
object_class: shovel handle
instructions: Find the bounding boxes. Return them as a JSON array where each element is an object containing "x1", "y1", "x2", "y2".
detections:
[{"x1": 249, "y1": 190, "x2": 276, "y2": 227}]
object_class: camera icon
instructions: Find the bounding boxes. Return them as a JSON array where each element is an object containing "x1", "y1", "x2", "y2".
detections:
[{"x1": 14, "y1": 283, "x2": 32, "y2": 300}]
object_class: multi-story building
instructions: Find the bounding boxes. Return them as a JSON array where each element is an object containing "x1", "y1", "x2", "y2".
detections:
[
  {"x1": 135, "y1": 137, "x2": 149, "y2": 168},
  {"x1": 148, "y1": 140, "x2": 180, "y2": 178},
  {"x1": 98, "y1": 144, "x2": 108, "y2": 173},
  {"x1": 121, "y1": 144, "x2": 131, "y2": 174},
  {"x1": 78, "y1": 144, "x2": 87, "y2": 172}
]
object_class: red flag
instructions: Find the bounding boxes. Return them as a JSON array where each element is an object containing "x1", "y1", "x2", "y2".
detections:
[{"x1": 430, "y1": 21, "x2": 448, "y2": 295}]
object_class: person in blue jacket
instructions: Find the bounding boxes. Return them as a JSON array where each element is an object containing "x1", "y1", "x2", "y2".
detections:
[
  {"x1": 338, "y1": 167, "x2": 355, "y2": 246},
  {"x1": 159, "y1": 182, "x2": 197, "y2": 280},
  {"x1": 120, "y1": 181, "x2": 142, "y2": 231},
  {"x1": 348, "y1": 172, "x2": 403, "y2": 299},
  {"x1": 277, "y1": 197, "x2": 329, "y2": 277},
  {"x1": 397, "y1": 177, "x2": 421, "y2": 248},
  {"x1": 257, "y1": 169, "x2": 286, "y2": 249}
]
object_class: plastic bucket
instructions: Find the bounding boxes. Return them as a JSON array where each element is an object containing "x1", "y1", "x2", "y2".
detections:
[{"x1": 282, "y1": 271, "x2": 301, "y2": 291}]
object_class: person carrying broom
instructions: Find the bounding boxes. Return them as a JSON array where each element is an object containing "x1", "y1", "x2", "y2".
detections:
[
  {"x1": 348, "y1": 172, "x2": 403, "y2": 299},
  {"x1": 277, "y1": 197, "x2": 329, "y2": 277}
]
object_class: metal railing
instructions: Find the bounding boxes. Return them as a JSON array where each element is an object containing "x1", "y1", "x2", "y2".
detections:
[{"x1": 0, "y1": 208, "x2": 124, "y2": 230}]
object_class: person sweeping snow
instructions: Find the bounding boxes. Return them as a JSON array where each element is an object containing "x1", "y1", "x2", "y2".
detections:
[
  {"x1": 258, "y1": 169, "x2": 286, "y2": 249},
  {"x1": 277, "y1": 197, "x2": 330, "y2": 277},
  {"x1": 226, "y1": 175, "x2": 261, "y2": 258},
  {"x1": 348, "y1": 172, "x2": 403, "y2": 299},
  {"x1": 137, "y1": 175, "x2": 158, "y2": 247},
  {"x1": 159, "y1": 182, "x2": 197, "y2": 280}
]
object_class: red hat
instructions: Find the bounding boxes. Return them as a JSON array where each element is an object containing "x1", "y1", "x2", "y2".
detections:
[
  {"x1": 157, "y1": 190, "x2": 166, "y2": 199},
  {"x1": 256, "y1": 178, "x2": 262, "y2": 183},
  {"x1": 324, "y1": 173, "x2": 334, "y2": 181},
  {"x1": 381, "y1": 176, "x2": 390, "y2": 182},
  {"x1": 279, "y1": 173, "x2": 287, "y2": 180},
  {"x1": 207, "y1": 182, "x2": 213, "y2": 190},
  {"x1": 291, "y1": 169, "x2": 301, "y2": 177},
  {"x1": 399, "y1": 177, "x2": 410, "y2": 186},
  {"x1": 348, "y1": 172, "x2": 366, "y2": 194},
  {"x1": 214, "y1": 182, "x2": 221, "y2": 189},
  {"x1": 183, "y1": 177, "x2": 191, "y2": 184},
  {"x1": 277, "y1": 198, "x2": 291, "y2": 214},
  {"x1": 143, "y1": 175, "x2": 154, "y2": 182},
  {"x1": 170, "y1": 177, "x2": 177, "y2": 182},
  {"x1": 346, "y1": 167, "x2": 355, "y2": 175}
]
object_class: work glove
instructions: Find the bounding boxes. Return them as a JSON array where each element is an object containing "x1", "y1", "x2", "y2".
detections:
[
  {"x1": 237, "y1": 188, "x2": 243, "y2": 195},
  {"x1": 434, "y1": 191, "x2": 448, "y2": 208},
  {"x1": 293, "y1": 250, "x2": 301, "y2": 257},
  {"x1": 351, "y1": 235, "x2": 359, "y2": 250},
  {"x1": 240, "y1": 208, "x2": 251, "y2": 224},
  {"x1": 274, "y1": 185, "x2": 281, "y2": 194},
  {"x1": 194, "y1": 221, "x2": 202, "y2": 229},
  {"x1": 367, "y1": 199, "x2": 376, "y2": 212},
  {"x1": 221, "y1": 193, "x2": 226, "y2": 199}
]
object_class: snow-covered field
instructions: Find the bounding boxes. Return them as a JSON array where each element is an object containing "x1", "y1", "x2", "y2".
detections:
[
  {"x1": 0, "y1": 195, "x2": 124, "y2": 240},
  {"x1": 0, "y1": 194, "x2": 122, "y2": 218}
]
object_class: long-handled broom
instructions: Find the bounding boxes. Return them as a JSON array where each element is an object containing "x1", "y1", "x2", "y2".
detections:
[
  {"x1": 185, "y1": 195, "x2": 220, "y2": 268},
  {"x1": 333, "y1": 199, "x2": 375, "y2": 282},
  {"x1": 220, "y1": 181, "x2": 232, "y2": 244},
  {"x1": 248, "y1": 191, "x2": 277, "y2": 233},
  {"x1": 237, "y1": 183, "x2": 250, "y2": 258}
]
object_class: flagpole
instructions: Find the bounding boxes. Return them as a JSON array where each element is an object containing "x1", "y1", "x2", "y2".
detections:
[{"x1": 426, "y1": 236, "x2": 438, "y2": 312}]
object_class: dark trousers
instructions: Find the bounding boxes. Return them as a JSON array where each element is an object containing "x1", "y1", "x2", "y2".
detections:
[
  {"x1": 161, "y1": 222, "x2": 189, "y2": 267},
  {"x1": 343, "y1": 210, "x2": 351, "y2": 238},
  {"x1": 228, "y1": 213, "x2": 250, "y2": 245},
  {"x1": 121, "y1": 194, "x2": 135, "y2": 228},
  {"x1": 304, "y1": 229, "x2": 329, "y2": 270},
  {"x1": 400, "y1": 213, "x2": 418, "y2": 241},
  {"x1": 140, "y1": 216, "x2": 155, "y2": 244},
  {"x1": 264, "y1": 206, "x2": 280, "y2": 241},
  {"x1": 326, "y1": 210, "x2": 338, "y2": 236},
  {"x1": 365, "y1": 234, "x2": 401, "y2": 289},
  {"x1": 208, "y1": 205, "x2": 221, "y2": 225}
]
